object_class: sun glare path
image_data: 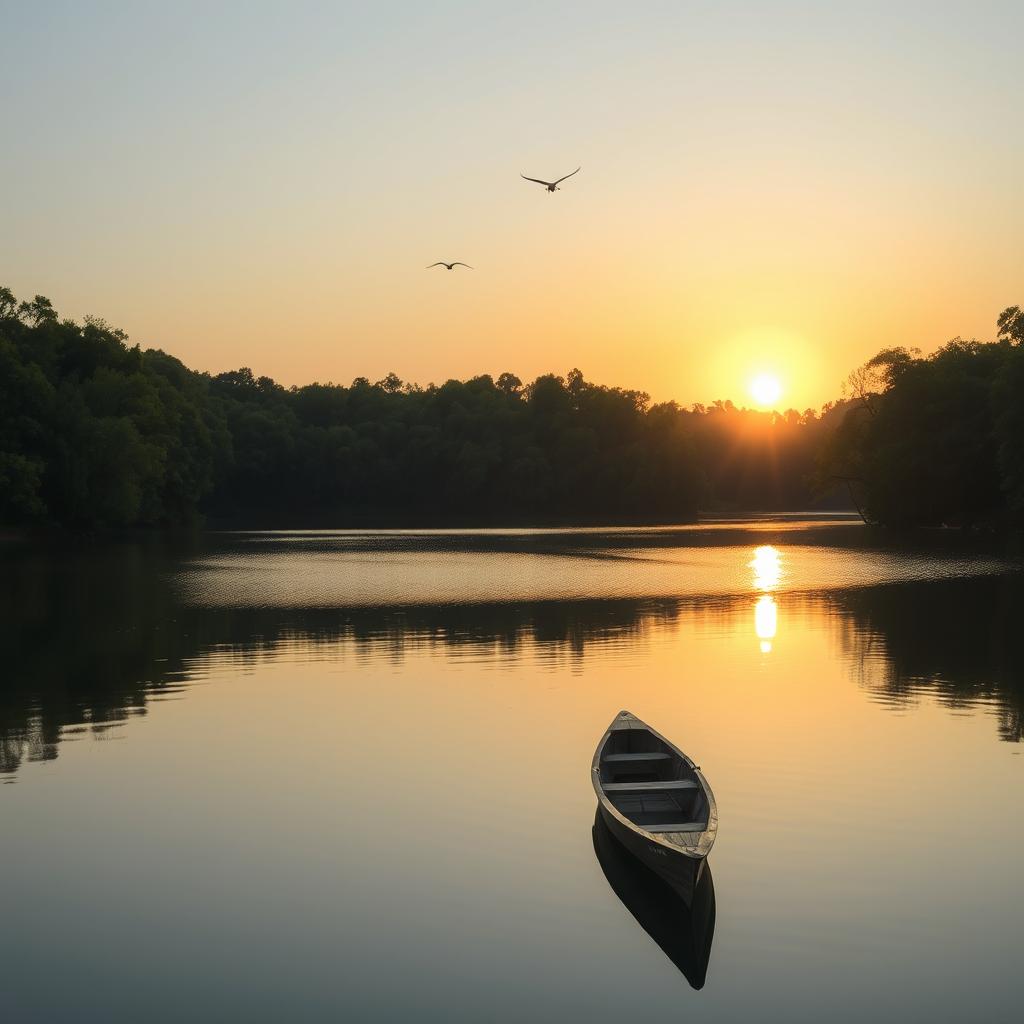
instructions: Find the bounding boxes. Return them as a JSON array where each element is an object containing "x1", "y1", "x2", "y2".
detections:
[
  {"x1": 750, "y1": 545, "x2": 782, "y2": 653},
  {"x1": 749, "y1": 373, "x2": 783, "y2": 408},
  {"x1": 755, "y1": 595, "x2": 778, "y2": 653},
  {"x1": 749, "y1": 545, "x2": 782, "y2": 591}
]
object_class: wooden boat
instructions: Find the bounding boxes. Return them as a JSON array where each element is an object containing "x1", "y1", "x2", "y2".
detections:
[
  {"x1": 592, "y1": 810, "x2": 716, "y2": 989},
  {"x1": 591, "y1": 710, "x2": 717, "y2": 905}
]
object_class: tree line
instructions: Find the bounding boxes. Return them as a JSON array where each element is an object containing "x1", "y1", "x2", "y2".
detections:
[
  {"x1": 1, "y1": 284, "x2": 1019, "y2": 529},
  {"x1": 821, "y1": 305, "x2": 1024, "y2": 529}
]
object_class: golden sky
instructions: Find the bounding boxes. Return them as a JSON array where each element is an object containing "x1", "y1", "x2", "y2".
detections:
[{"x1": 4, "y1": 2, "x2": 1021, "y2": 410}]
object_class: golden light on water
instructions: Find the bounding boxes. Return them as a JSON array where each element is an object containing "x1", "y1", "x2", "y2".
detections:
[
  {"x1": 750, "y1": 545, "x2": 782, "y2": 653},
  {"x1": 749, "y1": 545, "x2": 783, "y2": 591},
  {"x1": 755, "y1": 595, "x2": 778, "y2": 653}
]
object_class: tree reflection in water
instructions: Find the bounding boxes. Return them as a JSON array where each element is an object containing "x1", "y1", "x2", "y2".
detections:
[
  {"x1": 832, "y1": 576, "x2": 1024, "y2": 742},
  {"x1": 1, "y1": 538, "x2": 1022, "y2": 779}
]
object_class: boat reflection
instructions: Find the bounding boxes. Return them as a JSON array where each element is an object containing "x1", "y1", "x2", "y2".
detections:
[{"x1": 592, "y1": 810, "x2": 716, "y2": 989}]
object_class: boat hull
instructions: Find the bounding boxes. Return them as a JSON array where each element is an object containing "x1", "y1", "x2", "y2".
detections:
[
  {"x1": 598, "y1": 801, "x2": 706, "y2": 906},
  {"x1": 592, "y1": 810, "x2": 716, "y2": 988}
]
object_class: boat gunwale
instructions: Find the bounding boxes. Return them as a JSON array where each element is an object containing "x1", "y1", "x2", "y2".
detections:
[{"x1": 591, "y1": 710, "x2": 718, "y2": 859}]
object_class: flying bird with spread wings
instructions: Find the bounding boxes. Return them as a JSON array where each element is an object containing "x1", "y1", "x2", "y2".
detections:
[
  {"x1": 426, "y1": 262, "x2": 473, "y2": 270},
  {"x1": 520, "y1": 166, "x2": 581, "y2": 192}
]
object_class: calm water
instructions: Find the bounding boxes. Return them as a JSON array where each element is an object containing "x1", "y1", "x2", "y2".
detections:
[{"x1": 2, "y1": 521, "x2": 1022, "y2": 1022}]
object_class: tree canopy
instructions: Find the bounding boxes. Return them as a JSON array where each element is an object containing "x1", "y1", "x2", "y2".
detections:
[
  {"x1": 822, "y1": 311, "x2": 1024, "y2": 529},
  {"x1": 6, "y1": 285, "x2": 1019, "y2": 530}
]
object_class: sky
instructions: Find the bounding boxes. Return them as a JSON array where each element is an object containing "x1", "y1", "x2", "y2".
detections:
[{"x1": 2, "y1": 1, "x2": 1021, "y2": 410}]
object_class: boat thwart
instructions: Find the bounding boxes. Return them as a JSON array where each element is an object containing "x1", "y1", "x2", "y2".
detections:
[{"x1": 591, "y1": 710, "x2": 718, "y2": 904}]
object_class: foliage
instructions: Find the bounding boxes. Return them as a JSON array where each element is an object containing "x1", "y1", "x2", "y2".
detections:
[
  {"x1": 997, "y1": 306, "x2": 1024, "y2": 346},
  {"x1": 821, "y1": 308, "x2": 1024, "y2": 528},
  {"x1": 17, "y1": 285, "x2": 1023, "y2": 530},
  {"x1": 0, "y1": 289, "x2": 225, "y2": 527}
]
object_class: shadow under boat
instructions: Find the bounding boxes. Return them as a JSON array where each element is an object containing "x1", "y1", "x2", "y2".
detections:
[{"x1": 592, "y1": 810, "x2": 716, "y2": 989}]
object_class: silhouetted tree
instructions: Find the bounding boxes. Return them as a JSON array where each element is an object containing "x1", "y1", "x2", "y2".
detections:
[
  {"x1": 0, "y1": 288, "x2": 226, "y2": 526},
  {"x1": 14, "y1": 284, "x2": 1019, "y2": 530},
  {"x1": 823, "y1": 308, "x2": 1024, "y2": 528},
  {"x1": 997, "y1": 306, "x2": 1024, "y2": 346}
]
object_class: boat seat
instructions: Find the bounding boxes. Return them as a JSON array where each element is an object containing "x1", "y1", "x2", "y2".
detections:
[
  {"x1": 602, "y1": 780, "x2": 698, "y2": 793},
  {"x1": 643, "y1": 822, "x2": 707, "y2": 833},
  {"x1": 603, "y1": 752, "x2": 671, "y2": 764}
]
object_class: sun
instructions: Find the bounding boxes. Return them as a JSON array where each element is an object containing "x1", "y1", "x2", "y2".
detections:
[{"x1": 749, "y1": 372, "x2": 783, "y2": 408}]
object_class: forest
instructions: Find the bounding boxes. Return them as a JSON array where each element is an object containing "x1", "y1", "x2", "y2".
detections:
[
  {"x1": 0, "y1": 285, "x2": 1020, "y2": 530},
  {"x1": 822, "y1": 305, "x2": 1024, "y2": 529}
]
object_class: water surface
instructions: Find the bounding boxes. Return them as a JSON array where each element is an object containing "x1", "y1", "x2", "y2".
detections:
[{"x1": 1, "y1": 521, "x2": 1022, "y2": 1021}]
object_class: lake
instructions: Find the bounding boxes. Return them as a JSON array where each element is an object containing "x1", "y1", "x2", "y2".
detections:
[{"x1": 2, "y1": 520, "x2": 1022, "y2": 1022}]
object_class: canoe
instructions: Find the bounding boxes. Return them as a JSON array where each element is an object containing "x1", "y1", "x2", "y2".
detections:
[
  {"x1": 592, "y1": 809, "x2": 716, "y2": 989},
  {"x1": 591, "y1": 710, "x2": 717, "y2": 905}
]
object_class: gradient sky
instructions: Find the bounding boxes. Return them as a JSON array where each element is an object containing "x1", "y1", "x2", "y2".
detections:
[{"x1": 3, "y1": 1, "x2": 1021, "y2": 409}]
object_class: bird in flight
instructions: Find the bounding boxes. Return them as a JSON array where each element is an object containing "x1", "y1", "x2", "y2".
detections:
[
  {"x1": 426, "y1": 261, "x2": 473, "y2": 270},
  {"x1": 520, "y1": 167, "x2": 581, "y2": 192}
]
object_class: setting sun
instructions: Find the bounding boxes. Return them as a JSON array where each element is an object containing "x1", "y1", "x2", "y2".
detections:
[{"x1": 749, "y1": 373, "x2": 783, "y2": 408}]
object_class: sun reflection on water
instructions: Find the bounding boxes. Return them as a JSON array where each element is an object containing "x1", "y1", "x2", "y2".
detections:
[
  {"x1": 750, "y1": 545, "x2": 782, "y2": 652},
  {"x1": 755, "y1": 595, "x2": 778, "y2": 653},
  {"x1": 749, "y1": 545, "x2": 782, "y2": 591}
]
